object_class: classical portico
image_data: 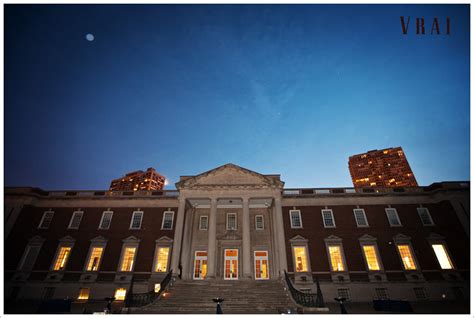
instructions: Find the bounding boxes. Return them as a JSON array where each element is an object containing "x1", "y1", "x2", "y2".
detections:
[{"x1": 170, "y1": 164, "x2": 288, "y2": 280}]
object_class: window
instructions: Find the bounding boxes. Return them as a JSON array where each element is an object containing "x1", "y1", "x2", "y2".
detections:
[
  {"x1": 289, "y1": 210, "x2": 302, "y2": 228},
  {"x1": 18, "y1": 245, "x2": 41, "y2": 271},
  {"x1": 337, "y1": 288, "x2": 351, "y2": 301},
  {"x1": 99, "y1": 211, "x2": 113, "y2": 230},
  {"x1": 397, "y1": 245, "x2": 417, "y2": 270},
  {"x1": 362, "y1": 245, "x2": 381, "y2": 271},
  {"x1": 77, "y1": 288, "x2": 90, "y2": 301},
  {"x1": 226, "y1": 213, "x2": 237, "y2": 230},
  {"x1": 114, "y1": 288, "x2": 127, "y2": 301},
  {"x1": 53, "y1": 247, "x2": 72, "y2": 271},
  {"x1": 154, "y1": 284, "x2": 161, "y2": 293},
  {"x1": 129, "y1": 211, "x2": 143, "y2": 229},
  {"x1": 86, "y1": 247, "x2": 104, "y2": 271},
  {"x1": 161, "y1": 211, "x2": 174, "y2": 230},
  {"x1": 68, "y1": 211, "x2": 83, "y2": 229},
  {"x1": 293, "y1": 246, "x2": 308, "y2": 272},
  {"x1": 38, "y1": 211, "x2": 54, "y2": 229},
  {"x1": 255, "y1": 215, "x2": 264, "y2": 230},
  {"x1": 328, "y1": 245, "x2": 345, "y2": 271},
  {"x1": 385, "y1": 208, "x2": 402, "y2": 226},
  {"x1": 417, "y1": 208, "x2": 434, "y2": 226},
  {"x1": 43, "y1": 287, "x2": 56, "y2": 300},
  {"x1": 375, "y1": 288, "x2": 388, "y2": 300},
  {"x1": 353, "y1": 209, "x2": 369, "y2": 227},
  {"x1": 120, "y1": 247, "x2": 136, "y2": 271},
  {"x1": 154, "y1": 247, "x2": 170, "y2": 272},
  {"x1": 322, "y1": 209, "x2": 336, "y2": 228},
  {"x1": 199, "y1": 216, "x2": 208, "y2": 230},
  {"x1": 431, "y1": 244, "x2": 454, "y2": 269},
  {"x1": 413, "y1": 287, "x2": 427, "y2": 300}
]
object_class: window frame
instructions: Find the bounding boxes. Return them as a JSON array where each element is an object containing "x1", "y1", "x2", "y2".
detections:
[
  {"x1": 326, "y1": 244, "x2": 347, "y2": 272},
  {"x1": 38, "y1": 211, "x2": 54, "y2": 229},
  {"x1": 117, "y1": 236, "x2": 140, "y2": 272},
  {"x1": 417, "y1": 207, "x2": 434, "y2": 226},
  {"x1": 255, "y1": 215, "x2": 264, "y2": 230},
  {"x1": 321, "y1": 209, "x2": 336, "y2": 228},
  {"x1": 353, "y1": 208, "x2": 369, "y2": 227},
  {"x1": 161, "y1": 211, "x2": 175, "y2": 230},
  {"x1": 152, "y1": 236, "x2": 173, "y2": 274},
  {"x1": 361, "y1": 243, "x2": 383, "y2": 271},
  {"x1": 395, "y1": 243, "x2": 419, "y2": 271},
  {"x1": 51, "y1": 237, "x2": 75, "y2": 272},
  {"x1": 226, "y1": 213, "x2": 237, "y2": 230},
  {"x1": 129, "y1": 210, "x2": 144, "y2": 230},
  {"x1": 199, "y1": 215, "x2": 208, "y2": 231},
  {"x1": 385, "y1": 208, "x2": 402, "y2": 227},
  {"x1": 292, "y1": 245, "x2": 310, "y2": 273},
  {"x1": 431, "y1": 242, "x2": 455, "y2": 270},
  {"x1": 17, "y1": 236, "x2": 45, "y2": 271},
  {"x1": 68, "y1": 210, "x2": 84, "y2": 230},
  {"x1": 77, "y1": 288, "x2": 90, "y2": 301},
  {"x1": 98, "y1": 211, "x2": 114, "y2": 230},
  {"x1": 337, "y1": 288, "x2": 351, "y2": 301},
  {"x1": 289, "y1": 210, "x2": 303, "y2": 229}
]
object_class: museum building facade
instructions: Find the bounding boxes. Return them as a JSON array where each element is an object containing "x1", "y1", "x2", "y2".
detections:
[{"x1": 4, "y1": 164, "x2": 470, "y2": 310}]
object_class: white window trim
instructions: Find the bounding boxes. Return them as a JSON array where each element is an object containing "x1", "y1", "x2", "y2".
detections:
[
  {"x1": 129, "y1": 211, "x2": 144, "y2": 230},
  {"x1": 84, "y1": 237, "x2": 107, "y2": 272},
  {"x1": 395, "y1": 243, "x2": 419, "y2": 271},
  {"x1": 38, "y1": 211, "x2": 54, "y2": 229},
  {"x1": 289, "y1": 210, "x2": 303, "y2": 229},
  {"x1": 289, "y1": 235, "x2": 311, "y2": 273},
  {"x1": 161, "y1": 211, "x2": 175, "y2": 230},
  {"x1": 255, "y1": 215, "x2": 264, "y2": 230},
  {"x1": 417, "y1": 207, "x2": 434, "y2": 226},
  {"x1": 117, "y1": 237, "x2": 140, "y2": 272},
  {"x1": 68, "y1": 211, "x2": 84, "y2": 230},
  {"x1": 226, "y1": 213, "x2": 237, "y2": 230},
  {"x1": 152, "y1": 236, "x2": 173, "y2": 273},
  {"x1": 254, "y1": 250, "x2": 270, "y2": 280},
  {"x1": 199, "y1": 216, "x2": 208, "y2": 231},
  {"x1": 321, "y1": 209, "x2": 336, "y2": 228},
  {"x1": 50, "y1": 237, "x2": 75, "y2": 271},
  {"x1": 17, "y1": 237, "x2": 45, "y2": 271},
  {"x1": 98, "y1": 211, "x2": 114, "y2": 230},
  {"x1": 325, "y1": 242, "x2": 348, "y2": 272},
  {"x1": 385, "y1": 208, "x2": 402, "y2": 227},
  {"x1": 360, "y1": 242, "x2": 384, "y2": 272},
  {"x1": 426, "y1": 234, "x2": 455, "y2": 270},
  {"x1": 353, "y1": 209, "x2": 369, "y2": 227}
]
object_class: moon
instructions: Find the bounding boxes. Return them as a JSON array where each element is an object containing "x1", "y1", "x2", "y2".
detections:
[{"x1": 85, "y1": 33, "x2": 95, "y2": 42}]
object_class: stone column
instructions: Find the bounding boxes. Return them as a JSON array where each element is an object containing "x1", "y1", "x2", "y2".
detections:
[
  {"x1": 207, "y1": 198, "x2": 218, "y2": 278},
  {"x1": 274, "y1": 197, "x2": 288, "y2": 275},
  {"x1": 180, "y1": 207, "x2": 194, "y2": 279},
  {"x1": 242, "y1": 197, "x2": 252, "y2": 279},
  {"x1": 170, "y1": 197, "x2": 186, "y2": 275},
  {"x1": 270, "y1": 204, "x2": 281, "y2": 277}
]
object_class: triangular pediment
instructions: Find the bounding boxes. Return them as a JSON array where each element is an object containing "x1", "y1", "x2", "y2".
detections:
[
  {"x1": 393, "y1": 233, "x2": 411, "y2": 242},
  {"x1": 176, "y1": 163, "x2": 283, "y2": 189},
  {"x1": 359, "y1": 234, "x2": 377, "y2": 242},
  {"x1": 91, "y1": 236, "x2": 108, "y2": 243},
  {"x1": 289, "y1": 235, "x2": 308, "y2": 242},
  {"x1": 122, "y1": 235, "x2": 140, "y2": 243},
  {"x1": 156, "y1": 236, "x2": 173, "y2": 243},
  {"x1": 426, "y1": 232, "x2": 445, "y2": 240},
  {"x1": 324, "y1": 235, "x2": 342, "y2": 242}
]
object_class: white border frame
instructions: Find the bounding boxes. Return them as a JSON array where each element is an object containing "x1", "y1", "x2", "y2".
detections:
[
  {"x1": 353, "y1": 208, "x2": 369, "y2": 227},
  {"x1": 255, "y1": 215, "x2": 264, "y2": 230},
  {"x1": 385, "y1": 208, "x2": 402, "y2": 227},
  {"x1": 223, "y1": 248, "x2": 239, "y2": 280},
  {"x1": 38, "y1": 211, "x2": 54, "y2": 229},
  {"x1": 321, "y1": 209, "x2": 336, "y2": 228},
  {"x1": 68, "y1": 210, "x2": 84, "y2": 230},
  {"x1": 254, "y1": 250, "x2": 269, "y2": 280},
  {"x1": 199, "y1": 215, "x2": 208, "y2": 230},
  {"x1": 226, "y1": 213, "x2": 237, "y2": 230},
  {"x1": 98, "y1": 211, "x2": 114, "y2": 230},
  {"x1": 193, "y1": 250, "x2": 208, "y2": 280},
  {"x1": 129, "y1": 210, "x2": 144, "y2": 230},
  {"x1": 161, "y1": 211, "x2": 175, "y2": 230},
  {"x1": 417, "y1": 207, "x2": 434, "y2": 226},
  {"x1": 289, "y1": 210, "x2": 303, "y2": 229}
]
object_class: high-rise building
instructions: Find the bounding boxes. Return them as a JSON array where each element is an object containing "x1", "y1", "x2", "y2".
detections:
[
  {"x1": 349, "y1": 147, "x2": 418, "y2": 188},
  {"x1": 109, "y1": 167, "x2": 166, "y2": 191}
]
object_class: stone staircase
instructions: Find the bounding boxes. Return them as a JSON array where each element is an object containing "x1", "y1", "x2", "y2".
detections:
[{"x1": 131, "y1": 279, "x2": 299, "y2": 314}]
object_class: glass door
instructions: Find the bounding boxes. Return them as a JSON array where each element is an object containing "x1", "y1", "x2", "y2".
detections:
[
  {"x1": 254, "y1": 251, "x2": 269, "y2": 280},
  {"x1": 193, "y1": 251, "x2": 207, "y2": 279},
  {"x1": 224, "y1": 249, "x2": 238, "y2": 280}
]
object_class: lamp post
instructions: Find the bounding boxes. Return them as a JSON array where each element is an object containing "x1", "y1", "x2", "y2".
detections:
[{"x1": 213, "y1": 297, "x2": 224, "y2": 314}]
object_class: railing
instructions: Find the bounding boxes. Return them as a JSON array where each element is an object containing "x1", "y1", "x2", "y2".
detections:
[
  {"x1": 126, "y1": 270, "x2": 173, "y2": 308},
  {"x1": 283, "y1": 271, "x2": 325, "y2": 308}
]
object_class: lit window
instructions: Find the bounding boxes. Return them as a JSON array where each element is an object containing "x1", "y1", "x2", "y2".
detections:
[
  {"x1": 86, "y1": 247, "x2": 104, "y2": 271},
  {"x1": 293, "y1": 246, "x2": 308, "y2": 272},
  {"x1": 226, "y1": 213, "x2": 237, "y2": 230},
  {"x1": 289, "y1": 210, "x2": 302, "y2": 228},
  {"x1": 114, "y1": 288, "x2": 127, "y2": 301},
  {"x1": 18, "y1": 245, "x2": 41, "y2": 271},
  {"x1": 353, "y1": 209, "x2": 369, "y2": 227},
  {"x1": 120, "y1": 247, "x2": 136, "y2": 272},
  {"x1": 322, "y1": 209, "x2": 336, "y2": 228},
  {"x1": 68, "y1": 211, "x2": 84, "y2": 229},
  {"x1": 417, "y1": 208, "x2": 434, "y2": 226},
  {"x1": 199, "y1": 216, "x2": 208, "y2": 230},
  {"x1": 431, "y1": 244, "x2": 453, "y2": 269},
  {"x1": 99, "y1": 211, "x2": 113, "y2": 230},
  {"x1": 53, "y1": 247, "x2": 72, "y2": 271},
  {"x1": 385, "y1": 208, "x2": 402, "y2": 226},
  {"x1": 77, "y1": 288, "x2": 90, "y2": 301},
  {"x1": 255, "y1": 215, "x2": 264, "y2": 230},
  {"x1": 370, "y1": 182, "x2": 376, "y2": 186},
  {"x1": 397, "y1": 245, "x2": 417, "y2": 270},
  {"x1": 38, "y1": 211, "x2": 54, "y2": 229},
  {"x1": 362, "y1": 245, "x2": 381, "y2": 270},
  {"x1": 337, "y1": 288, "x2": 351, "y2": 301},
  {"x1": 155, "y1": 247, "x2": 170, "y2": 272},
  {"x1": 328, "y1": 245, "x2": 345, "y2": 271},
  {"x1": 161, "y1": 212, "x2": 174, "y2": 230},
  {"x1": 129, "y1": 211, "x2": 143, "y2": 229},
  {"x1": 154, "y1": 284, "x2": 161, "y2": 293}
]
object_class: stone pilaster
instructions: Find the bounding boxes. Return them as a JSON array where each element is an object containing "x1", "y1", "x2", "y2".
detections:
[
  {"x1": 242, "y1": 197, "x2": 251, "y2": 279},
  {"x1": 274, "y1": 197, "x2": 288, "y2": 274},
  {"x1": 170, "y1": 197, "x2": 186, "y2": 275},
  {"x1": 207, "y1": 197, "x2": 218, "y2": 278}
]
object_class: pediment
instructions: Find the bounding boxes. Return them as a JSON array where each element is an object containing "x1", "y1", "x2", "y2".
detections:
[
  {"x1": 324, "y1": 235, "x2": 342, "y2": 242},
  {"x1": 426, "y1": 232, "x2": 445, "y2": 240},
  {"x1": 393, "y1": 233, "x2": 411, "y2": 242},
  {"x1": 156, "y1": 236, "x2": 173, "y2": 243},
  {"x1": 122, "y1": 235, "x2": 140, "y2": 243},
  {"x1": 358, "y1": 234, "x2": 377, "y2": 242},
  {"x1": 91, "y1": 236, "x2": 108, "y2": 243},
  {"x1": 59, "y1": 235, "x2": 75, "y2": 243},
  {"x1": 29, "y1": 235, "x2": 46, "y2": 243},
  {"x1": 289, "y1": 235, "x2": 308, "y2": 242},
  {"x1": 176, "y1": 163, "x2": 283, "y2": 190}
]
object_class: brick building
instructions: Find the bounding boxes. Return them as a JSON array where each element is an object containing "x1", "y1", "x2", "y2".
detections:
[
  {"x1": 109, "y1": 167, "x2": 166, "y2": 191},
  {"x1": 349, "y1": 147, "x2": 418, "y2": 188},
  {"x1": 4, "y1": 164, "x2": 470, "y2": 314}
]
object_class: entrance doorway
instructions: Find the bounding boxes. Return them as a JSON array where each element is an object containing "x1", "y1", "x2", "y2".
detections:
[
  {"x1": 193, "y1": 251, "x2": 207, "y2": 279},
  {"x1": 254, "y1": 251, "x2": 269, "y2": 280},
  {"x1": 224, "y1": 249, "x2": 239, "y2": 280}
]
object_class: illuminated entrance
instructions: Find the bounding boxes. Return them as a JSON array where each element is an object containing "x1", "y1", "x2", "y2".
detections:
[
  {"x1": 193, "y1": 251, "x2": 207, "y2": 279},
  {"x1": 254, "y1": 251, "x2": 269, "y2": 280},
  {"x1": 224, "y1": 249, "x2": 239, "y2": 280}
]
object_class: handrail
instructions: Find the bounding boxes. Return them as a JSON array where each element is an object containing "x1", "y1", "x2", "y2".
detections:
[
  {"x1": 126, "y1": 270, "x2": 173, "y2": 307},
  {"x1": 283, "y1": 271, "x2": 325, "y2": 308}
]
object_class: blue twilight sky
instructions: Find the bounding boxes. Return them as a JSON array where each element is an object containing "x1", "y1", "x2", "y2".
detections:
[{"x1": 4, "y1": 4, "x2": 470, "y2": 190}]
